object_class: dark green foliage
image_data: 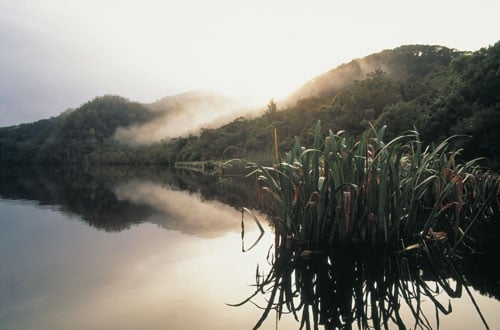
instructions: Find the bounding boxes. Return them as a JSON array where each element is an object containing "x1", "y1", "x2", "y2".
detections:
[
  {"x1": 286, "y1": 44, "x2": 461, "y2": 104},
  {"x1": 328, "y1": 69, "x2": 403, "y2": 134},
  {"x1": 1, "y1": 42, "x2": 499, "y2": 167},
  {"x1": 234, "y1": 122, "x2": 498, "y2": 329},
  {"x1": 159, "y1": 42, "x2": 500, "y2": 167},
  {"x1": 0, "y1": 95, "x2": 157, "y2": 164},
  {"x1": 253, "y1": 121, "x2": 499, "y2": 247}
]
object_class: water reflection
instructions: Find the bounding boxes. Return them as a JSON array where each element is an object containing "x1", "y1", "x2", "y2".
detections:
[
  {"x1": 115, "y1": 180, "x2": 241, "y2": 237},
  {"x1": 234, "y1": 241, "x2": 500, "y2": 329},
  {"x1": 0, "y1": 165, "x2": 257, "y2": 235},
  {"x1": 1, "y1": 165, "x2": 499, "y2": 329},
  {"x1": 0, "y1": 165, "x2": 154, "y2": 231},
  {"x1": 232, "y1": 211, "x2": 500, "y2": 329},
  {"x1": 0, "y1": 199, "x2": 285, "y2": 330}
]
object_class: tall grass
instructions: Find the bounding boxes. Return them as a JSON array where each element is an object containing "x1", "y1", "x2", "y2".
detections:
[
  {"x1": 251, "y1": 120, "x2": 499, "y2": 248},
  {"x1": 235, "y1": 121, "x2": 498, "y2": 329}
]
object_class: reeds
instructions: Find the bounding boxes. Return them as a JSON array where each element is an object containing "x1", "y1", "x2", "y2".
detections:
[
  {"x1": 251, "y1": 120, "x2": 499, "y2": 249},
  {"x1": 235, "y1": 121, "x2": 499, "y2": 329}
]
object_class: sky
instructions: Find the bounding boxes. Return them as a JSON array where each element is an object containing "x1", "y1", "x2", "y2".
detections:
[{"x1": 0, "y1": 0, "x2": 499, "y2": 127}]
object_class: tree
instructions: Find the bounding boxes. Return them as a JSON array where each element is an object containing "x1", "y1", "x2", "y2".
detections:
[{"x1": 265, "y1": 99, "x2": 278, "y2": 117}]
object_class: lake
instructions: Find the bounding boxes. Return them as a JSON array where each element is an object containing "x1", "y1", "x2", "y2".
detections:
[{"x1": 0, "y1": 165, "x2": 499, "y2": 329}]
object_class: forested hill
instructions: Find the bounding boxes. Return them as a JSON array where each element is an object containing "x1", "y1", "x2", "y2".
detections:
[
  {"x1": 1, "y1": 42, "x2": 499, "y2": 167},
  {"x1": 285, "y1": 44, "x2": 465, "y2": 105},
  {"x1": 0, "y1": 91, "x2": 241, "y2": 163},
  {"x1": 155, "y1": 41, "x2": 500, "y2": 167},
  {"x1": 0, "y1": 96, "x2": 157, "y2": 163}
]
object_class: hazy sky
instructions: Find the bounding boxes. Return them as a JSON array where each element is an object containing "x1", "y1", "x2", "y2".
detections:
[{"x1": 0, "y1": 0, "x2": 499, "y2": 127}]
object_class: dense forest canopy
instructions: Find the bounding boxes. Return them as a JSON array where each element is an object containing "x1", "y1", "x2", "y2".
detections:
[
  {"x1": 1, "y1": 42, "x2": 499, "y2": 167},
  {"x1": 285, "y1": 44, "x2": 463, "y2": 105},
  {"x1": 0, "y1": 95, "x2": 158, "y2": 163}
]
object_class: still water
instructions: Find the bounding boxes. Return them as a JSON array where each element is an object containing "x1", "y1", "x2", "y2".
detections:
[{"x1": 0, "y1": 166, "x2": 499, "y2": 329}]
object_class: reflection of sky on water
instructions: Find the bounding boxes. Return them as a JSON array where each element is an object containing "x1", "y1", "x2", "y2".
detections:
[{"x1": 0, "y1": 197, "x2": 297, "y2": 330}]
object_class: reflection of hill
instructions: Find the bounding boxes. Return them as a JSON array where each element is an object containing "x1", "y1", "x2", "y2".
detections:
[
  {"x1": 0, "y1": 165, "x2": 260, "y2": 236},
  {"x1": 173, "y1": 169, "x2": 260, "y2": 209},
  {"x1": 1, "y1": 165, "x2": 498, "y2": 303},
  {"x1": 0, "y1": 165, "x2": 155, "y2": 232}
]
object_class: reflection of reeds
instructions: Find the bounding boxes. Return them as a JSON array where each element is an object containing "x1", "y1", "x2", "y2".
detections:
[
  {"x1": 231, "y1": 242, "x2": 490, "y2": 329},
  {"x1": 240, "y1": 207, "x2": 265, "y2": 252},
  {"x1": 234, "y1": 121, "x2": 498, "y2": 329}
]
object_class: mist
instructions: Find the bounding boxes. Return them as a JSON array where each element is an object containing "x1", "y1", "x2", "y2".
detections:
[
  {"x1": 284, "y1": 55, "x2": 396, "y2": 106},
  {"x1": 112, "y1": 91, "x2": 260, "y2": 146}
]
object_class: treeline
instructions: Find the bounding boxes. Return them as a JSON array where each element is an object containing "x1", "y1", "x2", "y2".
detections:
[
  {"x1": 1, "y1": 42, "x2": 499, "y2": 167},
  {"x1": 155, "y1": 42, "x2": 500, "y2": 167},
  {"x1": 0, "y1": 95, "x2": 158, "y2": 163}
]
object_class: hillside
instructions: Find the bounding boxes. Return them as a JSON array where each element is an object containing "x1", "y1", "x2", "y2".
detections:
[
  {"x1": 163, "y1": 41, "x2": 500, "y2": 167},
  {"x1": 114, "y1": 90, "x2": 246, "y2": 146},
  {"x1": 0, "y1": 95, "x2": 157, "y2": 163},
  {"x1": 285, "y1": 45, "x2": 464, "y2": 105},
  {"x1": 1, "y1": 42, "x2": 499, "y2": 167},
  {"x1": 0, "y1": 91, "x2": 244, "y2": 163}
]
